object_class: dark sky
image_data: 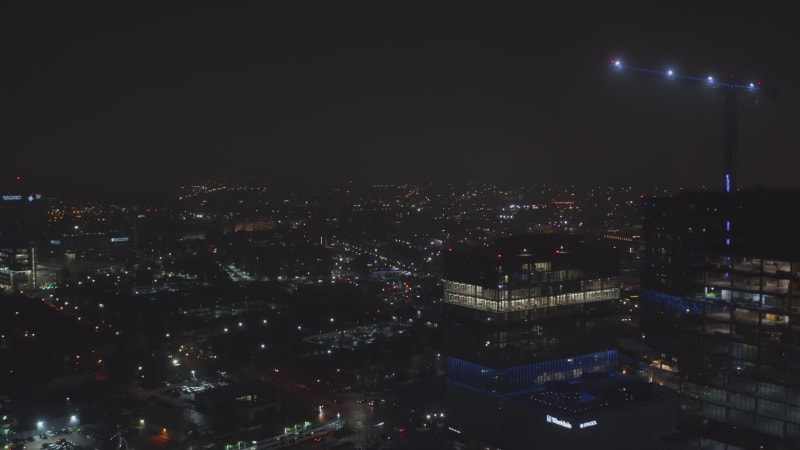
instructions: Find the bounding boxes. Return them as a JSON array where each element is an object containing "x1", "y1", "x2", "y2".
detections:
[{"x1": 1, "y1": 2, "x2": 797, "y2": 199}]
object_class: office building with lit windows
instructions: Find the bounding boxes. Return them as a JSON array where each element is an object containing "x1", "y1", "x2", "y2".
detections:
[
  {"x1": 640, "y1": 190, "x2": 800, "y2": 450},
  {"x1": 0, "y1": 178, "x2": 47, "y2": 290},
  {"x1": 442, "y1": 234, "x2": 677, "y2": 450}
]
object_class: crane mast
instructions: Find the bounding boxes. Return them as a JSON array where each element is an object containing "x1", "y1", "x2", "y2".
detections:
[{"x1": 724, "y1": 88, "x2": 737, "y2": 193}]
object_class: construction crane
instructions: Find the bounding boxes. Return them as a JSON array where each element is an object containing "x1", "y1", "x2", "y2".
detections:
[{"x1": 608, "y1": 58, "x2": 764, "y2": 194}]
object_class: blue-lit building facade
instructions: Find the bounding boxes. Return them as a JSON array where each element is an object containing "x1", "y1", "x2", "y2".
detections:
[
  {"x1": 442, "y1": 234, "x2": 677, "y2": 449},
  {"x1": 443, "y1": 235, "x2": 621, "y2": 394},
  {"x1": 640, "y1": 190, "x2": 800, "y2": 449}
]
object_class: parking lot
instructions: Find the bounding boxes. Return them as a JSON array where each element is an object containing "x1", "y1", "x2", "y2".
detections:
[
  {"x1": 22, "y1": 427, "x2": 114, "y2": 450},
  {"x1": 162, "y1": 378, "x2": 229, "y2": 397}
]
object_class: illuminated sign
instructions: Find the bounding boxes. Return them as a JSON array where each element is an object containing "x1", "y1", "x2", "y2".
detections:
[
  {"x1": 2, "y1": 195, "x2": 21, "y2": 201},
  {"x1": 546, "y1": 415, "x2": 572, "y2": 429},
  {"x1": 110, "y1": 237, "x2": 129, "y2": 243},
  {"x1": 50, "y1": 240, "x2": 61, "y2": 245},
  {"x1": 546, "y1": 415, "x2": 598, "y2": 430}
]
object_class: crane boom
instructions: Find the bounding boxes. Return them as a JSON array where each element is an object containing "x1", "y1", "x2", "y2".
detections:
[{"x1": 609, "y1": 59, "x2": 762, "y2": 193}]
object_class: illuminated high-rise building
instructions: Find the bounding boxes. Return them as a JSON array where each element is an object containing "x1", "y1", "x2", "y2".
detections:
[
  {"x1": 0, "y1": 176, "x2": 47, "y2": 290},
  {"x1": 442, "y1": 234, "x2": 676, "y2": 449},
  {"x1": 641, "y1": 190, "x2": 800, "y2": 450}
]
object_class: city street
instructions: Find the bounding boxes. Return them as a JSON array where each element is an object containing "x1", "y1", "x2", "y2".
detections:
[{"x1": 270, "y1": 374, "x2": 448, "y2": 449}]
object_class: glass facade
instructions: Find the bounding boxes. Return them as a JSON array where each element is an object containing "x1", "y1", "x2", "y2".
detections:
[
  {"x1": 446, "y1": 350, "x2": 619, "y2": 396},
  {"x1": 443, "y1": 234, "x2": 622, "y2": 397},
  {"x1": 445, "y1": 279, "x2": 618, "y2": 311},
  {"x1": 641, "y1": 191, "x2": 800, "y2": 448}
]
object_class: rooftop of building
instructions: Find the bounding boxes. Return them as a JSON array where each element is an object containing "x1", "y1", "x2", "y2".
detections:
[
  {"x1": 447, "y1": 233, "x2": 616, "y2": 259},
  {"x1": 523, "y1": 372, "x2": 660, "y2": 416}
]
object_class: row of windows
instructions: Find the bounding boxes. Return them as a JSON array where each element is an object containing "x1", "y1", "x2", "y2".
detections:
[
  {"x1": 508, "y1": 278, "x2": 618, "y2": 299},
  {"x1": 697, "y1": 373, "x2": 800, "y2": 405},
  {"x1": 692, "y1": 287, "x2": 800, "y2": 309},
  {"x1": 520, "y1": 262, "x2": 552, "y2": 272},
  {"x1": 686, "y1": 382, "x2": 800, "y2": 423},
  {"x1": 446, "y1": 350, "x2": 619, "y2": 395},
  {"x1": 445, "y1": 279, "x2": 618, "y2": 300},
  {"x1": 707, "y1": 256, "x2": 794, "y2": 274},
  {"x1": 705, "y1": 277, "x2": 792, "y2": 295},
  {"x1": 684, "y1": 397, "x2": 798, "y2": 438},
  {"x1": 519, "y1": 269, "x2": 586, "y2": 283},
  {"x1": 444, "y1": 288, "x2": 620, "y2": 312}
]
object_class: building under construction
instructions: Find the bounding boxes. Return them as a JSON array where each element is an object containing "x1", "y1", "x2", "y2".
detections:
[{"x1": 640, "y1": 189, "x2": 800, "y2": 449}]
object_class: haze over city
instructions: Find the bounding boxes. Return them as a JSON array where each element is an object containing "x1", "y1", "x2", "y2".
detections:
[
  {"x1": 1, "y1": 2, "x2": 798, "y2": 199},
  {"x1": 3, "y1": 3, "x2": 800, "y2": 450}
]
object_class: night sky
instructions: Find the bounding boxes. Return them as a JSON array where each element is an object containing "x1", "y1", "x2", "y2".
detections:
[{"x1": 1, "y1": 2, "x2": 797, "y2": 199}]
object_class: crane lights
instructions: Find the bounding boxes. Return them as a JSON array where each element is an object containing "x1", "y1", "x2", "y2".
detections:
[
  {"x1": 608, "y1": 56, "x2": 767, "y2": 194},
  {"x1": 609, "y1": 58, "x2": 761, "y2": 92}
]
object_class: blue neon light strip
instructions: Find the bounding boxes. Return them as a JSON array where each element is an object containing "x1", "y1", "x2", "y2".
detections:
[
  {"x1": 445, "y1": 350, "x2": 619, "y2": 397},
  {"x1": 640, "y1": 289, "x2": 710, "y2": 313}
]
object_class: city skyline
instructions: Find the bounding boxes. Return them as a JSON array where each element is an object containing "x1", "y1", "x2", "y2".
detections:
[
  {"x1": 3, "y1": 125, "x2": 800, "y2": 447},
  {"x1": 1, "y1": 2, "x2": 798, "y2": 200}
]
